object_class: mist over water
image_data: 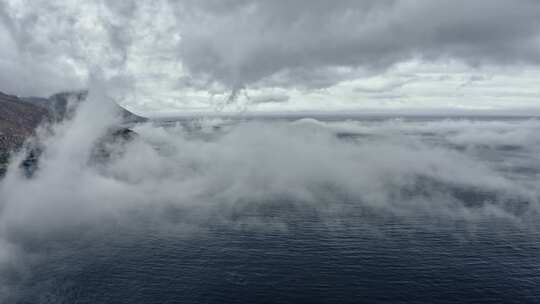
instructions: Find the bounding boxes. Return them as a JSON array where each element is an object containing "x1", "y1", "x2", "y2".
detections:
[
  {"x1": 3, "y1": 1, "x2": 540, "y2": 302},
  {"x1": 1, "y1": 94, "x2": 540, "y2": 302}
]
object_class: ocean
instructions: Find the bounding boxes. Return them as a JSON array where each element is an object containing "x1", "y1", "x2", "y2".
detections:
[{"x1": 1, "y1": 115, "x2": 540, "y2": 303}]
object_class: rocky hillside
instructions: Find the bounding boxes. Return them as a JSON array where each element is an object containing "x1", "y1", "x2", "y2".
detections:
[
  {"x1": 1, "y1": 90, "x2": 147, "y2": 177},
  {"x1": 23, "y1": 91, "x2": 147, "y2": 124},
  {"x1": 0, "y1": 91, "x2": 50, "y2": 175},
  {"x1": 0, "y1": 91, "x2": 49, "y2": 149}
]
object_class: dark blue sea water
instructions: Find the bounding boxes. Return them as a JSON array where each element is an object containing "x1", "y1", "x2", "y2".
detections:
[
  {"x1": 8, "y1": 211, "x2": 540, "y2": 303},
  {"x1": 2, "y1": 116, "x2": 540, "y2": 303}
]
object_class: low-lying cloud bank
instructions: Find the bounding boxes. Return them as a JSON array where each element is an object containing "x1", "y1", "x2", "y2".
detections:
[{"x1": 1, "y1": 93, "x2": 540, "y2": 299}]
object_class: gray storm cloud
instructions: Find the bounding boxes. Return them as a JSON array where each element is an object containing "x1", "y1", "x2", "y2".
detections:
[
  {"x1": 176, "y1": 0, "x2": 540, "y2": 88},
  {"x1": 1, "y1": 0, "x2": 540, "y2": 98}
]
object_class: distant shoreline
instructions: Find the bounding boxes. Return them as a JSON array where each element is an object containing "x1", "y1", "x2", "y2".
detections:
[{"x1": 150, "y1": 110, "x2": 540, "y2": 122}]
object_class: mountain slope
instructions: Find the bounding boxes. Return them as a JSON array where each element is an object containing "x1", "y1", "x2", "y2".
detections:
[
  {"x1": 0, "y1": 91, "x2": 49, "y2": 148},
  {"x1": 23, "y1": 91, "x2": 148, "y2": 124},
  {"x1": 1, "y1": 90, "x2": 147, "y2": 177},
  {"x1": 0, "y1": 91, "x2": 50, "y2": 176}
]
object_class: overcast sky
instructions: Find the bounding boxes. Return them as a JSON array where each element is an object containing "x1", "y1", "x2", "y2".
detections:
[{"x1": 1, "y1": 0, "x2": 540, "y2": 115}]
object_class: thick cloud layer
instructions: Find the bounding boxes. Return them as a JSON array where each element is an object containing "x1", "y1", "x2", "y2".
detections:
[
  {"x1": 1, "y1": 91, "x2": 540, "y2": 299},
  {"x1": 1, "y1": 0, "x2": 540, "y2": 111},
  {"x1": 175, "y1": 0, "x2": 540, "y2": 87}
]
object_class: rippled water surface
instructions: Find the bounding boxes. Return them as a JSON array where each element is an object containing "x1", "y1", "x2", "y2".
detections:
[{"x1": 11, "y1": 213, "x2": 540, "y2": 303}]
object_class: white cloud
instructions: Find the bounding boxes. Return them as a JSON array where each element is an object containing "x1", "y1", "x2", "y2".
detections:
[
  {"x1": 1, "y1": 96, "x2": 540, "y2": 298},
  {"x1": 1, "y1": 0, "x2": 540, "y2": 114}
]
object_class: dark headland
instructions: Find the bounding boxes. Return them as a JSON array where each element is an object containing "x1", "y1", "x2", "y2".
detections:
[{"x1": 0, "y1": 90, "x2": 146, "y2": 176}]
